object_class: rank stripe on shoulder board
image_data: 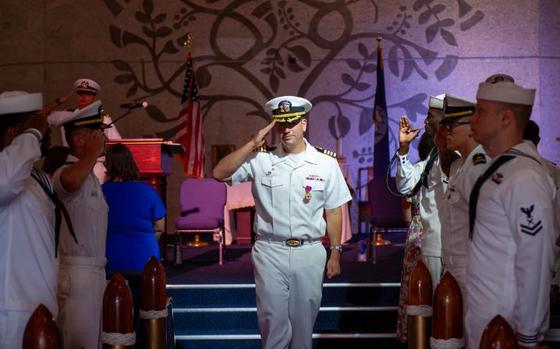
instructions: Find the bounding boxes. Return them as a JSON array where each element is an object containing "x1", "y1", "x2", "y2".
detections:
[
  {"x1": 314, "y1": 146, "x2": 337, "y2": 158},
  {"x1": 255, "y1": 145, "x2": 276, "y2": 153},
  {"x1": 472, "y1": 153, "x2": 487, "y2": 165}
]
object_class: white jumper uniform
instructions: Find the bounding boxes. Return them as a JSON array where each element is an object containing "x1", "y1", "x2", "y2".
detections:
[
  {"x1": 232, "y1": 140, "x2": 351, "y2": 349},
  {"x1": 465, "y1": 141, "x2": 556, "y2": 349},
  {"x1": 396, "y1": 150, "x2": 447, "y2": 289},
  {"x1": 0, "y1": 131, "x2": 58, "y2": 348},
  {"x1": 441, "y1": 145, "x2": 489, "y2": 296},
  {"x1": 53, "y1": 155, "x2": 108, "y2": 349}
]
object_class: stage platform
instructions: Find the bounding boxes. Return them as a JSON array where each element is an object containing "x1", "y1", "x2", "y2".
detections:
[
  {"x1": 165, "y1": 235, "x2": 406, "y2": 348},
  {"x1": 163, "y1": 235, "x2": 560, "y2": 349}
]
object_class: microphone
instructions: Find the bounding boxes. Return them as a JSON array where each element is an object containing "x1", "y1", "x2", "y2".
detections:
[{"x1": 120, "y1": 101, "x2": 149, "y2": 109}]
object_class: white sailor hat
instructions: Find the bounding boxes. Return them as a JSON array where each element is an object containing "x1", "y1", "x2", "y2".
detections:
[
  {"x1": 0, "y1": 91, "x2": 43, "y2": 116},
  {"x1": 59, "y1": 100, "x2": 109, "y2": 129},
  {"x1": 73, "y1": 78, "x2": 101, "y2": 94},
  {"x1": 265, "y1": 96, "x2": 312, "y2": 124},
  {"x1": 429, "y1": 94, "x2": 445, "y2": 110},
  {"x1": 477, "y1": 75, "x2": 535, "y2": 106},
  {"x1": 443, "y1": 94, "x2": 476, "y2": 120}
]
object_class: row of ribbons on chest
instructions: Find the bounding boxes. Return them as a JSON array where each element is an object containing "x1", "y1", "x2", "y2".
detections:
[{"x1": 31, "y1": 168, "x2": 77, "y2": 257}]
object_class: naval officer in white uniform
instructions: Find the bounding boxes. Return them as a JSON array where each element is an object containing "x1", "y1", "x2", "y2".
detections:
[
  {"x1": 439, "y1": 94, "x2": 489, "y2": 298},
  {"x1": 0, "y1": 91, "x2": 58, "y2": 348},
  {"x1": 396, "y1": 94, "x2": 449, "y2": 289},
  {"x1": 46, "y1": 78, "x2": 121, "y2": 183},
  {"x1": 52, "y1": 100, "x2": 109, "y2": 349},
  {"x1": 466, "y1": 76, "x2": 556, "y2": 349},
  {"x1": 213, "y1": 96, "x2": 351, "y2": 349}
]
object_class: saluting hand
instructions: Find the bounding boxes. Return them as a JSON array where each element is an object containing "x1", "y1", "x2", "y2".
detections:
[
  {"x1": 58, "y1": 90, "x2": 73, "y2": 106},
  {"x1": 83, "y1": 130, "x2": 106, "y2": 159},
  {"x1": 398, "y1": 115, "x2": 420, "y2": 145},
  {"x1": 250, "y1": 120, "x2": 276, "y2": 149}
]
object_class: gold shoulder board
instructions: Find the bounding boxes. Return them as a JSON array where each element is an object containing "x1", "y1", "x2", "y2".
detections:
[
  {"x1": 314, "y1": 146, "x2": 337, "y2": 158},
  {"x1": 255, "y1": 145, "x2": 276, "y2": 153},
  {"x1": 472, "y1": 153, "x2": 487, "y2": 165}
]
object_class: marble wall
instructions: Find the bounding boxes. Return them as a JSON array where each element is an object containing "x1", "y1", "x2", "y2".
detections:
[{"x1": 1, "y1": 0, "x2": 559, "y2": 236}]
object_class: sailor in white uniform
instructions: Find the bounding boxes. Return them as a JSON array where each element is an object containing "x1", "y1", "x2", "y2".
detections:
[
  {"x1": 213, "y1": 96, "x2": 351, "y2": 349},
  {"x1": 46, "y1": 78, "x2": 121, "y2": 183},
  {"x1": 52, "y1": 100, "x2": 109, "y2": 349},
  {"x1": 396, "y1": 94, "x2": 448, "y2": 289},
  {"x1": 465, "y1": 76, "x2": 556, "y2": 349},
  {"x1": 0, "y1": 91, "x2": 58, "y2": 348},
  {"x1": 439, "y1": 94, "x2": 489, "y2": 297}
]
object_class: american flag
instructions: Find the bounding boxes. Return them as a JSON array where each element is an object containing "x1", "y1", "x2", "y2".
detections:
[{"x1": 176, "y1": 54, "x2": 205, "y2": 178}]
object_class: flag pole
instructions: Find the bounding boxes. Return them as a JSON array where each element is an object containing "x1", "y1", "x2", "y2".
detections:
[
  {"x1": 180, "y1": 33, "x2": 208, "y2": 247},
  {"x1": 372, "y1": 34, "x2": 392, "y2": 248}
]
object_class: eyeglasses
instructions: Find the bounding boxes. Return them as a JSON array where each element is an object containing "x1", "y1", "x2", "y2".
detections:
[
  {"x1": 76, "y1": 91, "x2": 96, "y2": 97},
  {"x1": 443, "y1": 121, "x2": 470, "y2": 130}
]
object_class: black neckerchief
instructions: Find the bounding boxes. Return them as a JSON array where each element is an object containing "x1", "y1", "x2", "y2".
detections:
[
  {"x1": 468, "y1": 155, "x2": 515, "y2": 239},
  {"x1": 31, "y1": 168, "x2": 78, "y2": 257},
  {"x1": 406, "y1": 147, "x2": 439, "y2": 198}
]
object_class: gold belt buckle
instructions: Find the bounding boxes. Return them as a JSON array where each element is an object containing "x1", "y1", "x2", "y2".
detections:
[{"x1": 285, "y1": 238, "x2": 302, "y2": 247}]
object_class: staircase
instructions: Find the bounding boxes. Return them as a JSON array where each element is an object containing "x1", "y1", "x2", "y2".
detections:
[{"x1": 167, "y1": 282, "x2": 403, "y2": 349}]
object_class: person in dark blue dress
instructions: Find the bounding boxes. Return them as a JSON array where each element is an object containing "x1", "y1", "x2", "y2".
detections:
[{"x1": 102, "y1": 143, "x2": 166, "y2": 273}]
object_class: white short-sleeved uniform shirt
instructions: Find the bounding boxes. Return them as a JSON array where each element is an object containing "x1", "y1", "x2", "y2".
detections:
[
  {"x1": 466, "y1": 141, "x2": 556, "y2": 344},
  {"x1": 232, "y1": 139, "x2": 351, "y2": 240},
  {"x1": 441, "y1": 145, "x2": 489, "y2": 260},
  {"x1": 52, "y1": 155, "x2": 108, "y2": 258},
  {"x1": 0, "y1": 132, "x2": 58, "y2": 314}
]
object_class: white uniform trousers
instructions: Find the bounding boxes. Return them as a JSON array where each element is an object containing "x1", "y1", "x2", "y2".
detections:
[
  {"x1": 58, "y1": 256, "x2": 106, "y2": 349},
  {"x1": 465, "y1": 309, "x2": 499, "y2": 349},
  {"x1": 252, "y1": 240, "x2": 326, "y2": 349},
  {"x1": 443, "y1": 255, "x2": 467, "y2": 299},
  {"x1": 421, "y1": 255, "x2": 442, "y2": 291},
  {"x1": 0, "y1": 310, "x2": 32, "y2": 348}
]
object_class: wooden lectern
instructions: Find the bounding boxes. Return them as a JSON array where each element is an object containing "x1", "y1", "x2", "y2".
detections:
[
  {"x1": 106, "y1": 138, "x2": 184, "y2": 257},
  {"x1": 106, "y1": 138, "x2": 183, "y2": 193}
]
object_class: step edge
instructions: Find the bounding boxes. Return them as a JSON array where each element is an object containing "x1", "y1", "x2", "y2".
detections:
[
  {"x1": 545, "y1": 328, "x2": 560, "y2": 342},
  {"x1": 167, "y1": 282, "x2": 400, "y2": 289},
  {"x1": 175, "y1": 333, "x2": 397, "y2": 340},
  {"x1": 173, "y1": 306, "x2": 398, "y2": 313}
]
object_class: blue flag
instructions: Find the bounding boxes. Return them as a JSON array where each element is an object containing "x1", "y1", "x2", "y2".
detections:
[{"x1": 372, "y1": 38, "x2": 389, "y2": 178}]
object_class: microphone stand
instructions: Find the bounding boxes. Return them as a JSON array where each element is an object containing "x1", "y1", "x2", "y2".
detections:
[{"x1": 105, "y1": 109, "x2": 133, "y2": 127}]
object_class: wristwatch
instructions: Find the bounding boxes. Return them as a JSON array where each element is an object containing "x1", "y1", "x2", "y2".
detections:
[{"x1": 330, "y1": 245, "x2": 343, "y2": 253}]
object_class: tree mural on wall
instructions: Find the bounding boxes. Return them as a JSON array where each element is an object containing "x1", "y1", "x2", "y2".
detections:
[{"x1": 103, "y1": 0, "x2": 483, "y2": 164}]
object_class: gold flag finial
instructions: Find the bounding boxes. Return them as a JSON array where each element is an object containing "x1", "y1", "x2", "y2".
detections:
[
  {"x1": 376, "y1": 34, "x2": 382, "y2": 47},
  {"x1": 182, "y1": 33, "x2": 192, "y2": 49},
  {"x1": 183, "y1": 33, "x2": 192, "y2": 59}
]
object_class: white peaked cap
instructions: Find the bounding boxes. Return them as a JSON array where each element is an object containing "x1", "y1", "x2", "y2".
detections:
[
  {"x1": 429, "y1": 94, "x2": 445, "y2": 110},
  {"x1": 73, "y1": 78, "x2": 101, "y2": 93}
]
